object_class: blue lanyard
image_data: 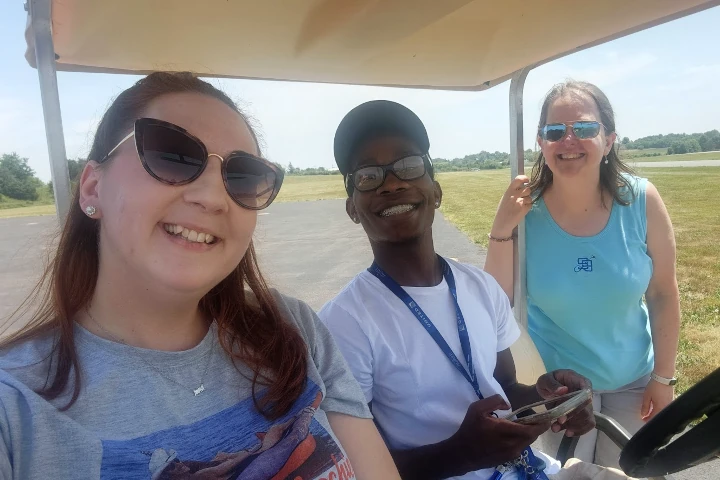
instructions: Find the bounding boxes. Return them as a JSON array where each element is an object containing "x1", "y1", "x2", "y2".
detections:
[
  {"x1": 368, "y1": 256, "x2": 483, "y2": 399},
  {"x1": 368, "y1": 256, "x2": 549, "y2": 480}
]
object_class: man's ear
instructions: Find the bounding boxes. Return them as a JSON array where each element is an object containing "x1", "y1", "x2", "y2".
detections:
[
  {"x1": 433, "y1": 181, "x2": 443, "y2": 208},
  {"x1": 346, "y1": 197, "x2": 360, "y2": 224},
  {"x1": 79, "y1": 161, "x2": 102, "y2": 217}
]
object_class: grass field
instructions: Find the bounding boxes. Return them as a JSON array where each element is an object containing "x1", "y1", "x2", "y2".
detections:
[
  {"x1": 0, "y1": 188, "x2": 57, "y2": 218},
  {"x1": 0, "y1": 204, "x2": 56, "y2": 218},
  {"x1": 0, "y1": 187, "x2": 55, "y2": 211},
  {"x1": 640, "y1": 168, "x2": 720, "y2": 393},
  {"x1": 622, "y1": 150, "x2": 720, "y2": 163},
  {"x1": 275, "y1": 174, "x2": 346, "y2": 202},
  {"x1": 621, "y1": 148, "x2": 667, "y2": 158}
]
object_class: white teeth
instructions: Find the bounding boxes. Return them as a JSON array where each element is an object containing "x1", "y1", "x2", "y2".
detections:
[
  {"x1": 380, "y1": 204, "x2": 416, "y2": 217},
  {"x1": 163, "y1": 224, "x2": 217, "y2": 244},
  {"x1": 560, "y1": 153, "x2": 583, "y2": 159}
]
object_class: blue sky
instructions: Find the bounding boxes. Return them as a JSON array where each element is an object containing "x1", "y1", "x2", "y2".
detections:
[{"x1": 1, "y1": 3, "x2": 718, "y2": 182}]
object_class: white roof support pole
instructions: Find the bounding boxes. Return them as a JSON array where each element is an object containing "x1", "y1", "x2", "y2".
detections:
[
  {"x1": 509, "y1": 66, "x2": 533, "y2": 328},
  {"x1": 28, "y1": 0, "x2": 71, "y2": 222}
]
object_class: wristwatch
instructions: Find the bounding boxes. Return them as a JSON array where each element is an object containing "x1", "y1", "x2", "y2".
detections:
[{"x1": 651, "y1": 372, "x2": 677, "y2": 386}]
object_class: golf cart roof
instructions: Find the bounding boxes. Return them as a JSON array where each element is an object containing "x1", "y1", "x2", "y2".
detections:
[{"x1": 25, "y1": 0, "x2": 719, "y2": 91}]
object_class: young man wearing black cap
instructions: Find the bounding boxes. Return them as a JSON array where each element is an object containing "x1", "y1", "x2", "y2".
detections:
[{"x1": 318, "y1": 100, "x2": 597, "y2": 480}]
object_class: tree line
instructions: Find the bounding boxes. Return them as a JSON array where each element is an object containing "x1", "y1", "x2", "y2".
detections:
[
  {"x1": 2, "y1": 128, "x2": 718, "y2": 202},
  {"x1": 285, "y1": 150, "x2": 536, "y2": 176},
  {"x1": 621, "y1": 129, "x2": 720, "y2": 155}
]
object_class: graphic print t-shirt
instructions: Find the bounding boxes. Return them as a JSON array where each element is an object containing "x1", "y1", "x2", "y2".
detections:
[{"x1": 0, "y1": 292, "x2": 369, "y2": 479}]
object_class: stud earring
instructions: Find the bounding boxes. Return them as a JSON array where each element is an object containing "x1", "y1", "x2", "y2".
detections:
[
  {"x1": 84, "y1": 205, "x2": 96, "y2": 217},
  {"x1": 604, "y1": 156, "x2": 609, "y2": 165}
]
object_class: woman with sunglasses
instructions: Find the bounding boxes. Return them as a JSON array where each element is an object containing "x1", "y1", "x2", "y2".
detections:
[
  {"x1": 0, "y1": 72, "x2": 399, "y2": 479},
  {"x1": 485, "y1": 80, "x2": 680, "y2": 468}
]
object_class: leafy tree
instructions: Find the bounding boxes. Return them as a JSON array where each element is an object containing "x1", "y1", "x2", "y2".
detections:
[
  {"x1": 67, "y1": 158, "x2": 87, "y2": 181},
  {"x1": 1, "y1": 153, "x2": 35, "y2": 181},
  {"x1": 669, "y1": 141, "x2": 687, "y2": 155},
  {"x1": 0, "y1": 153, "x2": 39, "y2": 201},
  {"x1": 0, "y1": 174, "x2": 38, "y2": 201},
  {"x1": 702, "y1": 130, "x2": 720, "y2": 151},
  {"x1": 46, "y1": 158, "x2": 88, "y2": 198},
  {"x1": 685, "y1": 138, "x2": 701, "y2": 153}
]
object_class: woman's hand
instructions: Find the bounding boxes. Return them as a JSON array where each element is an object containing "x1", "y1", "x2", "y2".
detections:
[
  {"x1": 490, "y1": 175, "x2": 533, "y2": 238},
  {"x1": 641, "y1": 379, "x2": 674, "y2": 421}
]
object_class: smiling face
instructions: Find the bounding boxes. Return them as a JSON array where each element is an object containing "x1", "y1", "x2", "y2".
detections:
[
  {"x1": 539, "y1": 91, "x2": 616, "y2": 182},
  {"x1": 346, "y1": 135, "x2": 441, "y2": 245},
  {"x1": 79, "y1": 92, "x2": 259, "y2": 297}
]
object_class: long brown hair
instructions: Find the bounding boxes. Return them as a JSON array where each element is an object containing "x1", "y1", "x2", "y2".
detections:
[
  {"x1": 1, "y1": 72, "x2": 307, "y2": 419},
  {"x1": 528, "y1": 80, "x2": 636, "y2": 206}
]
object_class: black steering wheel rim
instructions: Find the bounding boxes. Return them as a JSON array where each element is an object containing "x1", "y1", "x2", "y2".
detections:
[{"x1": 619, "y1": 367, "x2": 720, "y2": 477}]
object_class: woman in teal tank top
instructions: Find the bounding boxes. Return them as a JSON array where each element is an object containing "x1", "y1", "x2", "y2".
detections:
[{"x1": 484, "y1": 81, "x2": 680, "y2": 469}]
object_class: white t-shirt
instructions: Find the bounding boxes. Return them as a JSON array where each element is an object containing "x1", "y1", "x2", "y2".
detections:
[{"x1": 319, "y1": 258, "x2": 523, "y2": 480}]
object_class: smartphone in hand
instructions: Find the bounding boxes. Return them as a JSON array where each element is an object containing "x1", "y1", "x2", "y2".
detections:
[{"x1": 503, "y1": 388, "x2": 592, "y2": 425}]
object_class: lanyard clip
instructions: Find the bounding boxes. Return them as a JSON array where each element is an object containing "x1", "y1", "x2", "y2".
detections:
[
  {"x1": 488, "y1": 463, "x2": 513, "y2": 480},
  {"x1": 513, "y1": 449, "x2": 548, "y2": 480}
]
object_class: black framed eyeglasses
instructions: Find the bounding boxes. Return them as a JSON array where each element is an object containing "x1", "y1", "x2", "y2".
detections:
[
  {"x1": 100, "y1": 118, "x2": 284, "y2": 210},
  {"x1": 345, "y1": 154, "x2": 431, "y2": 194},
  {"x1": 538, "y1": 121, "x2": 606, "y2": 142}
]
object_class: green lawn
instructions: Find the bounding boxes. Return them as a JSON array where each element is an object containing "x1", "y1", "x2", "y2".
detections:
[
  {"x1": 275, "y1": 174, "x2": 346, "y2": 202},
  {"x1": 0, "y1": 188, "x2": 56, "y2": 218},
  {"x1": 624, "y1": 151, "x2": 720, "y2": 162},
  {"x1": 621, "y1": 148, "x2": 667, "y2": 158},
  {"x1": 638, "y1": 168, "x2": 720, "y2": 393},
  {"x1": 0, "y1": 204, "x2": 56, "y2": 218}
]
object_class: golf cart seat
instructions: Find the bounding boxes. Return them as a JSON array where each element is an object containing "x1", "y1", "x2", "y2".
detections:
[{"x1": 510, "y1": 322, "x2": 548, "y2": 386}]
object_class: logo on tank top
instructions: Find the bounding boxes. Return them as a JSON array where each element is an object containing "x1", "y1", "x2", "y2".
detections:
[{"x1": 574, "y1": 256, "x2": 595, "y2": 272}]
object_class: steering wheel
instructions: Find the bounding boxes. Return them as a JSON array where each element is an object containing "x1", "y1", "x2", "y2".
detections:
[{"x1": 619, "y1": 367, "x2": 720, "y2": 477}]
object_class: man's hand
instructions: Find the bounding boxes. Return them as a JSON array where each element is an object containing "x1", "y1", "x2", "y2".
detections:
[
  {"x1": 536, "y1": 370, "x2": 595, "y2": 437},
  {"x1": 448, "y1": 395, "x2": 551, "y2": 472}
]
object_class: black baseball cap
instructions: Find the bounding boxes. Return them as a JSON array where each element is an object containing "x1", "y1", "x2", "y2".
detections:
[{"x1": 333, "y1": 100, "x2": 430, "y2": 175}]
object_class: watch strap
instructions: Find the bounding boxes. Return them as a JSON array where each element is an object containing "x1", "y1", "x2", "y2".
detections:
[{"x1": 651, "y1": 372, "x2": 677, "y2": 386}]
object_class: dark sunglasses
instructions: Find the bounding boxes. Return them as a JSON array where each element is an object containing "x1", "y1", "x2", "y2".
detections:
[
  {"x1": 346, "y1": 154, "x2": 431, "y2": 194},
  {"x1": 538, "y1": 121, "x2": 605, "y2": 142},
  {"x1": 100, "y1": 118, "x2": 284, "y2": 210}
]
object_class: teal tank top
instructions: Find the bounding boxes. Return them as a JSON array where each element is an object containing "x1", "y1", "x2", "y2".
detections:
[{"x1": 525, "y1": 175, "x2": 654, "y2": 391}]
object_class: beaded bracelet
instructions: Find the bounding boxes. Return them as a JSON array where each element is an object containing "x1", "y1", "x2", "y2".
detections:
[{"x1": 488, "y1": 232, "x2": 516, "y2": 242}]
